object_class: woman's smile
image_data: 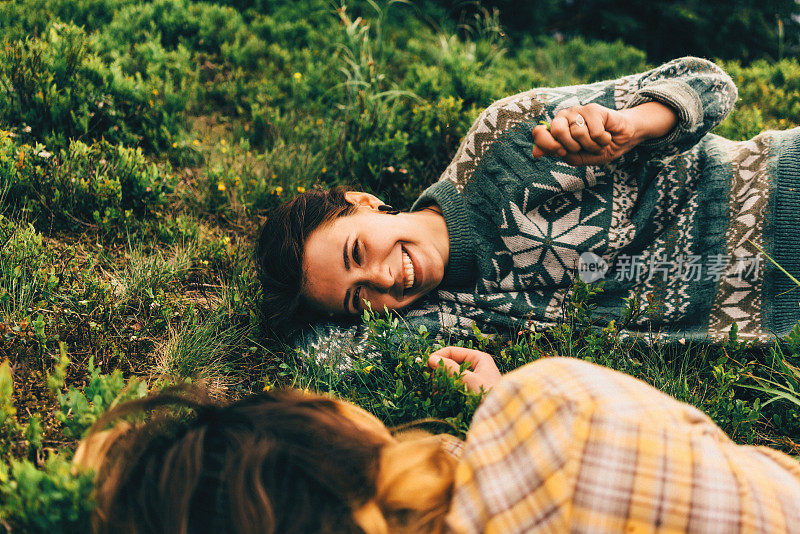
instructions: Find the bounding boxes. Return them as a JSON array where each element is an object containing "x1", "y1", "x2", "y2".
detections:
[
  {"x1": 401, "y1": 247, "x2": 415, "y2": 289},
  {"x1": 302, "y1": 196, "x2": 450, "y2": 316}
]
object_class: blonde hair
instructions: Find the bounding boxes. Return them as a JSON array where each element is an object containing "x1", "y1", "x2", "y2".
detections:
[{"x1": 356, "y1": 435, "x2": 457, "y2": 534}]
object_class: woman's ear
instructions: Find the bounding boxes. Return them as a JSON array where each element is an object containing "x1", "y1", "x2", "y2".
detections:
[{"x1": 344, "y1": 191, "x2": 384, "y2": 211}]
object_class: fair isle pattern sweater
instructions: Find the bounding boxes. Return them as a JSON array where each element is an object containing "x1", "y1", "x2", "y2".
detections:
[{"x1": 297, "y1": 57, "x2": 800, "y2": 369}]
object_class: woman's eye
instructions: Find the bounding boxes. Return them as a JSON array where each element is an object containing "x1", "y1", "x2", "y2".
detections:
[
  {"x1": 352, "y1": 239, "x2": 361, "y2": 265},
  {"x1": 353, "y1": 286, "x2": 362, "y2": 310}
]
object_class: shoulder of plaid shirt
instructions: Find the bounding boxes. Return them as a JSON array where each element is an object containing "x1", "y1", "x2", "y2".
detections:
[{"x1": 444, "y1": 357, "x2": 800, "y2": 534}]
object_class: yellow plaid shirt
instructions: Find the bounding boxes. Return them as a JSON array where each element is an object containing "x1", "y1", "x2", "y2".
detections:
[{"x1": 445, "y1": 357, "x2": 800, "y2": 533}]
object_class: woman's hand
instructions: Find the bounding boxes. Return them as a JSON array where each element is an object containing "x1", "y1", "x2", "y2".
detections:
[
  {"x1": 532, "y1": 102, "x2": 677, "y2": 166},
  {"x1": 427, "y1": 346, "x2": 502, "y2": 393}
]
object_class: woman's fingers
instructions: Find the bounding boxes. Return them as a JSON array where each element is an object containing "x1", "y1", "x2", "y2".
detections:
[
  {"x1": 427, "y1": 355, "x2": 488, "y2": 393},
  {"x1": 580, "y1": 107, "x2": 614, "y2": 150},
  {"x1": 550, "y1": 115, "x2": 583, "y2": 153},
  {"x1": 428, "y1": 347, "x2": 502, "y2": 393},
  {"x1": 428, "y1": 354, "x2": 464, "y2": 375},
  {"x1": 428, "y1": 346, "x2": 491, "y2": 367},
  {"x1": 533, "y1": 104, "x2": 618, "y2": 160},
  {"x1": 532, "y1": 125, "x2": 566, "y2": 157}
]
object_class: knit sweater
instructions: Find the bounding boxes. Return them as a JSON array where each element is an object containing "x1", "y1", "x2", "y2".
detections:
[{"x1": 297, "y1": 57, "x2": 800, "y2": 369}]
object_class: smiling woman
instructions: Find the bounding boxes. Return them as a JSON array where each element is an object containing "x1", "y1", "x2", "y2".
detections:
[
  {"x1": 302, "y1": 192, "x2": 449, "y2": 315},
  {"x1": 255, "y1": 188, "x2": 450, "y2": 333},
  {"x1": 257, "y1": 56, "x2": 800, "y2": 367}
]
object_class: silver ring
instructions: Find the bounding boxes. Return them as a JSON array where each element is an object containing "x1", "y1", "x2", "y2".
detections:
[{"x1": 569, "y1": 115, "x2": 585, "y2": 128}]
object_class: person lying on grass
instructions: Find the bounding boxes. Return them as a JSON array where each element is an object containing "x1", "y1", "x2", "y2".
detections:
[
  {"x1": 256, "y1": 56, "x2": 800, "y2": 368},
  {"x1": 76, "y1": 348, "x2": 800, "y2": 533}
]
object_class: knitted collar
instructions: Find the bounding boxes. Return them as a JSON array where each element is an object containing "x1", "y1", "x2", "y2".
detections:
[{"x1": 410, "y1": 179, "x2": 476, "y2": 287}]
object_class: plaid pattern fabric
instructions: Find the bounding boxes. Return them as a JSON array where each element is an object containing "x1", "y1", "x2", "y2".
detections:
[{"x1": 445, "y1": 358, "x2": 800, "y2": 533}]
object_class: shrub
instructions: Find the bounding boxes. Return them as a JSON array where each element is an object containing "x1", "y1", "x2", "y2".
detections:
[
  {"x1": 0, "y1": 22, "x2": 184, "y2": 151},
  {"x1": 52, "y1": 355, "x2": 148, "y2": 440},
  {"x1": 0, "y1": 456, "x2": 95, "y2": 533},
  {"x1": 0, "y1": 135, "x2": 175, "y2": 233},
  {"x1": 716, "y1": 58, "x2": 800, "y2": 140},
  {"x1": 0, "y1": 218, "x2": 60, "y2": 322}
]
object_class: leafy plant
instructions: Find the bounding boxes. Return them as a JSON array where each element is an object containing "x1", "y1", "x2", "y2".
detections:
[
  {"x1": 0, "y1": 22, "x2": 183, "y2": 151},
  {"x1": 0, "y1": 456, "x2": 95, "y2": 533},
  {"x1": 49, "y1": 353, "x2": 148, "y2": 440}
]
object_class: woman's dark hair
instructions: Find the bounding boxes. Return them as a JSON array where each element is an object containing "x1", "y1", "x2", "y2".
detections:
[
  {"x1": 255, "y1": 187, "x2": 357, "y2": 337},
  {"x1": 80, "y1": 387, "x2": 386, "y2": 534}
]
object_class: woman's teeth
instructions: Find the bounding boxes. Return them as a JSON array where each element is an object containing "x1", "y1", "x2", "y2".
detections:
[{"x1": 402, "y1": 250, "x2": 415, "y2": 289}]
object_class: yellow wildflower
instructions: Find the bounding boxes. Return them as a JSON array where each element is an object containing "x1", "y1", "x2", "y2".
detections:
[
  {"x1": 152, "y1": 88, "x2": 159, "y2": 96},
  {"x1": 220, "y1": 139, "x2": 227, "y2": 146},
  {"x1": 271, "y1": 173, "x2": 277, "y2": 179},
  {"x1": 297, "y1": 186, "x2": 306, "y2": 193},
  {"x1": 293, "y1": 72, "x2": 302, "y2": 80},
  {"x1": 223, "y1": 236, "x2": 231, "y2": 244},
  {"x1": 321, "y1": 167, "x2": 327, "y2": 173},
  {"x1": 263, "y1": 384, "x2": 272, "y2": 392},
  {"x1": 221, "y1": 147, "x2": 227, "y2": 153},
  {"x1": 363, "y1": 365, "x2": 374, "y2": 373},
  {"x1": 148, "y1": 99, "x2": 154, "y2": 107},
  {"x1": 275, "y1": 186, "x2": 283, "y2": 195},
  {"x1": 217, "y1": 181, "x2": 226, "y2": 191},
  {"x1": 193, "y1": 139, "x2": 200, "y2": 146},
  {"x1": 172, "y1": 142, "x2": 178, "y2": 148}
]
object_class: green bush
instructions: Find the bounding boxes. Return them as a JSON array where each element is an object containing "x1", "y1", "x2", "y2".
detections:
[
  {"x1": 278, "y1": 309, "x2": 484, "y2": 434},
  {"x1": 0, "y1": 350, "x2": 152, "y2": 532},
  {"x1": 0, "y1": 22, "x2": 184, "y2": 151},
  {"x1": 0, "y1": 0, "x2": 132, "y2": 40},
  {"x1": 0, "y1": 218, "x2": 60, "y2": 322},
  {"x1": 52, "y1": 355, "x2": 148, "y2": 440},
  {"x1": 716, "y1": 58, "x2": 800, "y2": 140},
  {"x1": 0, "y1": 135, "x2": 175, "y2": 233},
  {"x1": 0, "y1": 456, "x2": 95, "y2": 533}
]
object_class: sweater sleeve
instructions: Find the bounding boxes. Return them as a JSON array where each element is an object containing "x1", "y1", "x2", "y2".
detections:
[
  {"x1": 293, "y1": 321, "x2": 375, "y2": 372},
  {"x1": 437, "y1": 57, "x2": 736, "y2": 194},
  {"x1": 292, "y1": 298, "x2": 454, "y2": 373},
  {"x1": 612, "y1": 56, "x2": 738, "y2": 154}
]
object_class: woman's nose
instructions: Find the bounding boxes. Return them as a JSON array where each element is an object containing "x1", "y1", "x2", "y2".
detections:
[{"x1": 366, "y1": 262, "x2": 395, "y2": 291}]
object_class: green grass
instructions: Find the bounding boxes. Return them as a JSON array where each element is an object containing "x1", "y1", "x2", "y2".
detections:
[{"x1": 1, "y1": 0, "x2": 800, "y2": 530}]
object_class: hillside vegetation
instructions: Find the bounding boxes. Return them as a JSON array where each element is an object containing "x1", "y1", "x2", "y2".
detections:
[{"x1": 2, "y1": 0, "x2": 800, "y2": 530}]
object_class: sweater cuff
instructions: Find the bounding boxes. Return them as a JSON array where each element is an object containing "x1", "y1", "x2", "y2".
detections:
[
  {"x1": 623, "y1": 79, "x2": 703, "y2": 150},
  {"x1": 767, "y1": 130, "x2": 800, "y2": 335}
]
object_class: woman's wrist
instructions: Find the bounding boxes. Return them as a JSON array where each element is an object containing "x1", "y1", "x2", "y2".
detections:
[{"x1": 620, "y1": 101, "x2": 679, "y2": 143}]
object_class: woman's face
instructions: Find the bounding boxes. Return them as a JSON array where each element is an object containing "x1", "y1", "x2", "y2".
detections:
[{"x1": 302, "y1": 194, "x2": 449, "y2": 316}]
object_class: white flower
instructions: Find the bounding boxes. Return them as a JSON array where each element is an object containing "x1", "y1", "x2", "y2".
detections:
[
  {"x1": 414, "y1": 356, "x2": 423, "y2": 365},
  {"x1": 37, "y1": 150, "x2": 52, "y2": 159}
]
